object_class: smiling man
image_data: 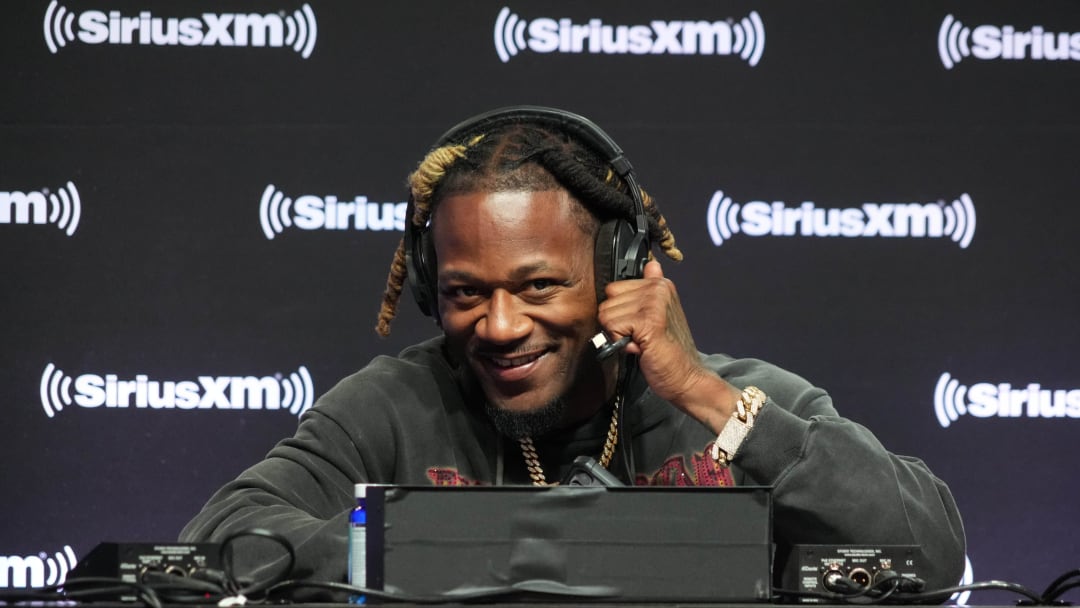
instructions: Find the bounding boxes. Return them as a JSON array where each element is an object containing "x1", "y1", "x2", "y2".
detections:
[
  {"x1": 435, "y1": 188, "x2": 614, "y2": 439},
  {"x1": 181, "y1": 107, "x2": 965, "y2": 592}
]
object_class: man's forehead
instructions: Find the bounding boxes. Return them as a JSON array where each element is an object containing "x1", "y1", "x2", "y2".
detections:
[{"x1": 431, "y1": 188, "x2": 598, "y2": 236}]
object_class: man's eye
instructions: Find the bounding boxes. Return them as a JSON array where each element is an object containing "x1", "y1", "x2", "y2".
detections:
[
  {"x1": 529, "y1": 279, "x2": 555, "y2": 291},
  {"x1": 453, "y1": 286, "x2": 480, "y2": 298}
]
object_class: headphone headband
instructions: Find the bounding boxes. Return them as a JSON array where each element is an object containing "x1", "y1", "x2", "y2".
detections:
[{"x1": 434, "y1": 106, "x2": 635, "y2": 179}]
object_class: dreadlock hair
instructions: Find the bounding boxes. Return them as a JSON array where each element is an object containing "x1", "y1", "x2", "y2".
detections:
[{"x1": 375, "y1": 120, "x2": 683, "y2": 337}]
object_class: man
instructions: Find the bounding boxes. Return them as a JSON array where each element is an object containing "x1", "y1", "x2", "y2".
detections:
[{"x1": 181, "y1": 107, "x2": 965, "y2": 592}]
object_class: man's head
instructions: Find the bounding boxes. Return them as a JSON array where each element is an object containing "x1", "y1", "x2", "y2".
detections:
[{"x1": 376, "y1": 108, "x2": 683, "y2": 437}]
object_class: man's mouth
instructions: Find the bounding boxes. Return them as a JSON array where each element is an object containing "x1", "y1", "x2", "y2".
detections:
[
  {"x1": 476, "y1": 349, "x2": 548, "y2": 383},
  {"x1": 489, "y1": 352, "x2": 543, "y2": 368}
]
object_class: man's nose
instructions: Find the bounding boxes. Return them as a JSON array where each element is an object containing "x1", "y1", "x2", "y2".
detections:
[{"x1": 476, "y1": 289, "x2": 532, "y2": 343}]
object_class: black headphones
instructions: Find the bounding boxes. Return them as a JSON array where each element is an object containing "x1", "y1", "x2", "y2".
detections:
[{"x1": 403, "y1": 105, "x2": 651, "y2": 318}]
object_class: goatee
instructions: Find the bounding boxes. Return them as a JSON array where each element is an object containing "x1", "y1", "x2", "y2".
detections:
[{"x1": 485, "y1": 397, "x2": 566, "y2": 439}]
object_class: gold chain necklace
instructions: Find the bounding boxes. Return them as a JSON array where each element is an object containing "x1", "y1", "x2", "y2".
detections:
[{"x1": 517, "y1": 393, "x2": 622, "y2": 486}]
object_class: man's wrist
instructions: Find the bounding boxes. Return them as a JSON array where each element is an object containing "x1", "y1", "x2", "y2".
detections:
[
  {"x1": 711, "y1": 386, "x2": 768, "y2": 466},
  {"x1": 668, "y1": 372, "x2": 741, "y2": 433}
]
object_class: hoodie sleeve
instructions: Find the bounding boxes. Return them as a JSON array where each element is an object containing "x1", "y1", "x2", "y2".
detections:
[{"x1": 715, "y1": 356, "x2": 966, "y2": 593}]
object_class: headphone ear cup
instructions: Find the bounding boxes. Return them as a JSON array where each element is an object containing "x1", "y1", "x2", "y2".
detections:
[
  {"x1": 594, "y1": 219, "x2": 636, "y2": 303},
  {"x1": 419, "y1": 230, "x2": 440, "y2": 322},
  {"x1": 404, "y1": 222, "x2": 439, "y2": 319},
  {"x1": 416, "y1": 230, "x2": 442, "y2": 321}
]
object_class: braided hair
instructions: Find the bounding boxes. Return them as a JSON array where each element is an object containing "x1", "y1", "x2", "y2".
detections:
[{"x1": 375, "y1": 119, "x2": 682, "y2": 337}]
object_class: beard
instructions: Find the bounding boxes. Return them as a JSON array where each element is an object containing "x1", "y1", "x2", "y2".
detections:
[{"x1": 484, "y1": 396, "x2": 567, "y2": 440}]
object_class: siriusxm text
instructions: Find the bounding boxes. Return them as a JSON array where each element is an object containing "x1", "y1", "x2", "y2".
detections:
[
  {"x1": 523, "y1": 18, "x2": 744, "y2": 56},
  {"x1": 76, "y1": 10, "x2": 293, "y2": 48},
  {"x1": 73, "y1": 374, "x2": 290, "y2": 410},
  {"x1": 738, "y1": 201, "x2": 952, "y2": 238}
]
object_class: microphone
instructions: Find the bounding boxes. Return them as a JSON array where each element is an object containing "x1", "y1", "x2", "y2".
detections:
[{"x1": 592, "y1": 332, "x2": 631, "y2": 361}]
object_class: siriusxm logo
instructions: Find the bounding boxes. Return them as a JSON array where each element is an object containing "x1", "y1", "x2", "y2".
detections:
[
  {"x1": 939, "y1": 14, "x2": 1080, "y2": 69},
  {"x1": 0, "y1": 181, "x2": 81, "y2": 236},
  {"x1": 494, "y1": 7, "x2": 764, "y2": 66},
  {"x1": 259, "y1": 184, "x2": 406, "y2": 240},
  {"x1": 934, "y1": 373, "x2": 1080, "y2": 428},
  {"x1": 706, "y1": 190, "x2": 976, "y2": 248},
  {"x1": 43, "y1": 2, "x2": 317, "y2": 58},
  {"x1": 0, "y1": 546, "x2": 76, "y2": 589},
  {"x1": 40, "y1": 363, "x2": 314, "y2": 418}
]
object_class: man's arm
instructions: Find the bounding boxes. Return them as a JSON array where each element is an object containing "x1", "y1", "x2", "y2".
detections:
[
  {"x1": 178, "y1": 407, "x2": 363, "y2": 583},
  {"x1": 178, "y1": 357, "x2": 418, "y2": 583},
  {"x1": 735, "y1": 388, "x2": 966, "y2": 593},
  {"x1": 601, "y1": 261, "x2": 965, "y2": 592}
]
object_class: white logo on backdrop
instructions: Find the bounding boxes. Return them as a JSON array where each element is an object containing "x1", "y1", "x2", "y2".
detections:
[
  {"x1": 938, "y1": 14, "x2": 1080, "y2": 69},
  {"x1": 40, "y1": 363, "x2": 314, "y2": 418},
  {"x1": 934, "y1": 372, "x2": 1080, "y2": 428},
  {"x1": 43, "y1": 2, "x2": 317, "y2": 58},
  {"x1": 706, "y1": 191, "x2": 975, "y2": 248},
  {"x1": 494, "y1": 7, "x2": 764, "y2": 66},
  {"x1": 0, "y1": 182, "x2": 81, "y2": 236},
  {"x1": 259, "y1": 184, "x2": 406, "y2": 239},
  {"x1": 951, "y1": 556, "x2": 974, "y2": 605},
  {"x1": 0, "y1": 546, "x2": 77, "y2": 589}
]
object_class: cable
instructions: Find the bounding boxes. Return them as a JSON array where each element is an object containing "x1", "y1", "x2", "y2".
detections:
[
  {"x1": 1045, "y1": 580, "x2": 1080, "y2": 603},
  {"x1": 773, "y1": 577, "x2": 1048, "y2": 605},
  {"x1": 1041, "y1": 568, "x2": 1080, "y2": 603},
  {"x1": 0, "y1": 576, "x2": 165, "y2": 608},
  {"x1": 266, "y1": 578, "x2": 619, "y2": 604},
  {"x1": 138, "y1": 571, "x2": 231, "y2": 604},
  {"x1": 617, "y1": 354, "x2": 639, "y2": 484},
  {"x1": 219, "y1": 527, "x2": 296, "y2": 598},
  {"x1": 9, "y1": 530, "x2": 1076, "y2": 607}
]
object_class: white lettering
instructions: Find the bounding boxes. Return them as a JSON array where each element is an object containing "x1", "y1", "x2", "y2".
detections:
[
  {"x1": 290, "y1": 195, "x2": 406, "y2": 232},
  {"x1": 199, "y1": 376, "x2": 232, "y2": 409},
  {"x1": 681, "y1": 21, "x2": 733, "y2": 54},
  {"x1": 527, "y1": 18, "x2": 559, "y2": 53},
  {"x1": 944, "y1": 376, "x2": 1080, "y2": 424},
  {"x1": 73, "y1": 374, "x2": 104, "y2": 407},
  {"x1": 967, "y1": 383, "x2": 998, "y2": 417},
  {"x1": 293, "y1": 195, "x2": 324, "y2": 230},
  {"x1": 67, "y1": 372, "x2": 299, "y2": 411},
  {"x1": 233, "y1": 14, "x2": 284, "y2": 47},
  {"x1": 969, "y1": 23, "x2": 1080, "y2": 63},
  {"x1": 0, "y1": 191, "x2": 48, "y2": 224},
  {"x1": 0, "y1": 555, "x2": 44, "y2": 589},
  {"x1": 729, "y1": 200, "x2": 956, "y2": 240},
  {"x1": 230, "y1": 376, "x2": 280, "y2": 410},
  {"x1": 517, "y1": 16, "x2": 754, "y2": 58},
  {"x1": 76, "y1": 10, "x2": 109, "y2": 44},
  {"x1": 739, "y1": 201, "x2": 772, "y2": 236},
  {"x1": 178, "y1": 18, "x2": 203, "y2": 46},
  {"x1": 69, "y1": 9, "x2": 305, "y2": 50},
  {"x1": 628, "y1": 25, "x2": 652, "y2": 54}
]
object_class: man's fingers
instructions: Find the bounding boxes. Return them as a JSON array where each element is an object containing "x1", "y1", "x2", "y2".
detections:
[{"x1": 643, "y1": 259, "x2": 664, "y2": 279}]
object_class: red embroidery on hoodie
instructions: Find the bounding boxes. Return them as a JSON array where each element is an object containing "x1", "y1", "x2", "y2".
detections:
[
  {"x1": 427, "y1": 467, "x2": 483, "y2": 486},
  {"x1": 635, "y1": 443, "x2": 734, "y2": 486}
]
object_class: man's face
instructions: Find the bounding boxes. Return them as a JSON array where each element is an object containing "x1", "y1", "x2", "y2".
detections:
[{"x1": 433, "y1": 189, "x2": 608, "y2": 431}]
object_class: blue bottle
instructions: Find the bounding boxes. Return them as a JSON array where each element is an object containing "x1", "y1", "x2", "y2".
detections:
[{"x1": 348, "y1": 484, "x2": 368, "y2": 603}]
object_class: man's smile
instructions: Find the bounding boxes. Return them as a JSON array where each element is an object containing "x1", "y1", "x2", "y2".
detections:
[{"x1": 475, "y1": 348, "x2": 550, "y2": 383}]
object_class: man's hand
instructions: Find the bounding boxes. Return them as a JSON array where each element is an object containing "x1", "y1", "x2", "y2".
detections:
[{"x1": 598, "y1": 260, "x2": 740, "y2": 433}]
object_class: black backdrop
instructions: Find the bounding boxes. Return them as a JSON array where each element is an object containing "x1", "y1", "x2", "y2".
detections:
[{"x1": 2, "y1": 0, "x2": 1078, "y2": 598}]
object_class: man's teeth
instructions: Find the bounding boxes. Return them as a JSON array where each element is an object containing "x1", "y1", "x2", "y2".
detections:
[{"x1": 491, "y1": 353, "x2": 541, "y2": 368}]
